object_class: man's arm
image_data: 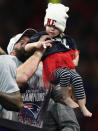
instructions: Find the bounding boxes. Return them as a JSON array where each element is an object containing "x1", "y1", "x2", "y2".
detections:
[
  {"x1": 0, "y1": 47, "x2": 6, "y2": 55},
  {"x1": 17, "y1": 35, "x2": 52, "y2": 87},
  {"x1": 16, "y1": 50, "x2": 43, "y2": 87},
  {"x1": 0, "y1": 91, "x2": 23, "y2": 112},
  {"x1": 0, "y1": 55, "x2": 23, "y2": 112}
]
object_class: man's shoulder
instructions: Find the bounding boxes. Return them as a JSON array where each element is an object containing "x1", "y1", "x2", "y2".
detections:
[
  {"x1": 0, "y1": 55, "x2": 19, "y2": 70},
  {"x1": 0, "y1": 54, "x2": 15, "y2": 60},
  {"x1": 11, "y1": 56, "x2": 22, "y2": 67},
  {"x1": 0, "y1": 55, "x2": 14, "y2": 64}
]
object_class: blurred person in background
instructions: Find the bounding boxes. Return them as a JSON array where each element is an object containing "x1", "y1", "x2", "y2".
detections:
[{"x1": 0, "y1": 53, "x2": 23, "y2": 119}]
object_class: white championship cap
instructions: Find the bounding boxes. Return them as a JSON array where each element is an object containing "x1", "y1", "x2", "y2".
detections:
[
  {"x1": 7, "y1": 28, "x2": 37, "y2": 54},
  {"x1": 44, "y1": 3, "x2": 69, "y2": 32}
]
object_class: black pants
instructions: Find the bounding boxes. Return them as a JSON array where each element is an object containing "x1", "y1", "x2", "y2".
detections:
[{"x1": 43, "y1": 99, "x2": 80, "y2": 131}]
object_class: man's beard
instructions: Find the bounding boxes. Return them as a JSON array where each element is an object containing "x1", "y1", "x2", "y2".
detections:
[{"x1": 15, "y1": 47, "x2": 35, "y2": 62}]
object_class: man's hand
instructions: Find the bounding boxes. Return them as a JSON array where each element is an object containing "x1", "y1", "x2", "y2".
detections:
[{"x1": 25, "y1": 35, "x2": 52, "y2": 52}]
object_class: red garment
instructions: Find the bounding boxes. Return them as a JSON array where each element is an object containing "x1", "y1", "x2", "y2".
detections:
[{"x1": 43, "y1": 49, "x2": 79, "y2": 88}]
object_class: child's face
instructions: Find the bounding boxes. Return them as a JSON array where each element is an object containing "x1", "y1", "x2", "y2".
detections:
[{"x1": 46, "y1": 25, "x2": 61, "y2": 38}]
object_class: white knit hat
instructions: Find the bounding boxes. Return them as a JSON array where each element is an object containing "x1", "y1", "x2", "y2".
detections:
[
  {"x1": 44, "y1": 3, "x2": 69, "y2": 32},
  {"x1": 7, "y1": 28, "x2": 37, "y2": 54}
]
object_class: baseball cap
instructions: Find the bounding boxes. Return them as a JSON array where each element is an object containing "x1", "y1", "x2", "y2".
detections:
[{"x1": 7, "y1": 28, "x2": 37, "y2": 54}]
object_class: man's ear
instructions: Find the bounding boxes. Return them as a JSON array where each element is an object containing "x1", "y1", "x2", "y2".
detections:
[{"x1": 10, "y1": 51, "x2": 16, "y2": 56}]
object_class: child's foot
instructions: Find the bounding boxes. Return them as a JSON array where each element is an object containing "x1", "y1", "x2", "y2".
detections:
[
  {"x1": 65, "y1": 97, "x2": 79, "y2": 108},
  {"x1": 81, "y1": 106, "x2": 92, "y2": 117}
]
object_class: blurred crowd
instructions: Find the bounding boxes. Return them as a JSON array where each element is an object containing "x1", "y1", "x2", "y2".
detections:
[{"x1": 0, "y1": 0, "x2": 98, "y2": 130}]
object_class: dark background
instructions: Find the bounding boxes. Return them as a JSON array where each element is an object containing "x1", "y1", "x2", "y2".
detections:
[{"x1": 0, "y1": 0, "x2": 98, "y2": 131}]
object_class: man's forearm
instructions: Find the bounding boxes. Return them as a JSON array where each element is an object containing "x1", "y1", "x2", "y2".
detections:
[
  {"x1": 0, "y1": 47, "x2": 6, "y2": 55},
  {"x1": 16, "y1": 50, "x2": 43, "y2": 87},
  {"x1": 0, "y1": 91, "x2": 23, "y2": 112}
]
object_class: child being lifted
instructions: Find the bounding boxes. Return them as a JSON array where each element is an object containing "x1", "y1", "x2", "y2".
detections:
[{"x1": 25, "y1": 3, "x2": 92, "y2": 117}]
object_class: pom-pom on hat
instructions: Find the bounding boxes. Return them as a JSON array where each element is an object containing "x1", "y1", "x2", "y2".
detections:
[
  {"x1": 44, "y1": 3, "x2": 69, "y2": 32},
  {"x1": 7, "y1": 28, "x2": 37, "y2": 54}
]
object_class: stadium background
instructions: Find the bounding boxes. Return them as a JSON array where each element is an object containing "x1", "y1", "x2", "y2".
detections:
[{"x1": 0, "y1": 0, "x2": 98, "y2": 130}]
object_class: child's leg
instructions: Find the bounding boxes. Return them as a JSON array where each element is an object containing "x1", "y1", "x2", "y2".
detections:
[
  {"x1": 53, "y1": 68, "x2": 79, "y2": 108},
  {"x1": 70, "y1": 70, "x2": 92, "y2": 117},
  {"x1": 78, "y1": 97, "x2": 92, "y2": 117},
  {"x1": 61, "y1": 86, "x2": 79, "y2": 108}
]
